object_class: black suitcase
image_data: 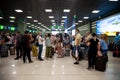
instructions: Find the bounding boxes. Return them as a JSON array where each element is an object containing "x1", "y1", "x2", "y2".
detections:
[
  {"x1": 95, "y1": 56, "x2": 107, "y2": 71},
  {"x1": 0, "y1": 45, "x2": 8, "y2": 57}
]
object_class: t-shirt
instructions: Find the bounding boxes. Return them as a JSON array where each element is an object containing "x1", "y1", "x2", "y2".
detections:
[
  {"x1": 100, "y1": 39, "x2": 108, "y2": 50},
  {"x1": 75, "y1": 33, "x2": 82, "y2": 46},
  {"x1": 88, "y1": 38, "x2": 99, "y2": 56}
]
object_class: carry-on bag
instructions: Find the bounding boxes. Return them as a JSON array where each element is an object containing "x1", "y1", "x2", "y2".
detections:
[
  {"x1": 0, "y1": 44, "x2": 8, "y2": 57},
  {"x1": 10, "y1": 46, "x2": 15, "y2": 55},
  {"x1": 32, "y1": 45, "x2": 38, "y2": 57}
]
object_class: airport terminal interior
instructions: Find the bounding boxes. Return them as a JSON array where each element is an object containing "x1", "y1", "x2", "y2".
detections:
[{"x1": 0, "y1": 0, "x2": 120, "y2": 80}]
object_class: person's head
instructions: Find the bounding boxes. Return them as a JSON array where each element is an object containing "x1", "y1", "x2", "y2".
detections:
[
  {"x1": 75, "y1": 28, "x2": 79, "y2": 34},
  {"x1": 116, "y1": 32, "x2": 119, "y2": 36},
  {"x1": 92, "y1": 33, "x2": 97, "y2": 40},
  {"x1": 47, "y1": 33, "x2": 51, "y2": 38},
  {"x1": 38, "y1": 32, "x2": 41, "y2": 35},
  {"x1": 86, "y1": 31, "x2": 90, "y2": 36},
  {"x1": 100, "y1": 34, "x2": 108, "y2": 42},
  {"x1": 25, "y1": 30, "x2": 29, "y2": 34}
]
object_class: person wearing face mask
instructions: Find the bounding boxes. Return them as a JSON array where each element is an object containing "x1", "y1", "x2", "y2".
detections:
[
  {"x1": 74, "y1": 29, "x2": 82, "y2": 64},
  {"x1": 87, "y1": 33, "x2": 100, "y2": 70}
]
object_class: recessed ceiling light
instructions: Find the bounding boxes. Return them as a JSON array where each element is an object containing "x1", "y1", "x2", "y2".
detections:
[
  {"x1": 26, "y1": 16, "x2": 32, "y2": 18},
  {"x1": 52, "y1": 23, "x2": 56, "y2": 24},
  {"x1": 26, "y1": 23, "x2": 30, "y2": 24},
  {"x1": 33, "y1": 20, "x2": 38, "y2": 22},
  {"x1": 10, "y1": 20, "x2": 15, "y2": 22},
  {"x1": 92, "y1": 10, "x2": 100, "y2": 13},
  {"x1": 38, "y1": 22, "x2": 41, "y2": 24},
  {"x1": 31, "y1": 24, "x2": 34, "y2": 26},
  {"x1": 0, "y1": 17, "x2": 3, "y2": 19},
  {"x1": 83, "y1": 17, "x2": 89, "y2": 19},
  {"x1": 61, "y1": 20, "x2": 65, "y2": 22},
  {"x1": 15, "y1": 9, "x2": 23, "y2": 13},
  {"x1": 63, "y1": 9, "x2": 70, "y2": 12},
  {"x1": 49, "y1": 16, "x2": 54, "y2": 18},
  {"x1": 62, "y1": 16, "x2": 67, "y2": 18},
  {"x1": 51, "y1": 20, "x2": 55, "y2": 22},
  {"x1": 75, "y1": 23, "x2": 79, "y2": 25},
  {"x1": 61, "y1": 23, "x2": 64, "y2": 24},
  {"x1": 78, "y1": 20, "x2": 83, "y2": 23},
  {"x1": 9, "y1": 16, "x2": 16, "y2": 19},
  {"x1": 45, "y1": 9, "x2": 52, "y2": 12},
  {"x1": 41, "y1": 24, "x2": 44, "y2": 26},
  {"x1": 109, "y1": 0, "x2": 118, "y2": 1}
]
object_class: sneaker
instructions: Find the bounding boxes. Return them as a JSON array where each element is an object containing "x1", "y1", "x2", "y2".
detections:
[
  {"x1": 14, "y1": 58, "x2": 19, "y2": 60},
  {"x1": 39, "y1": 59, "x2": 44, "y2": 61},
  {"x1": 87, "y1": 67, "x2": 91, "y2": 70},
  {"x1": 74, "y1": 62, "x2": 79, "y2": 64},
  {"x1": 29, "y1": 61, "x2": 33, "y2": 63}
]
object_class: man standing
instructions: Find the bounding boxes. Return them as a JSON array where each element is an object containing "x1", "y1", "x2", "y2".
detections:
[
  {"x1": 22, "y1": 31, "x2": 33, "y2": 63},
  {"x1": 37, "y1": 32, "x2": 44, "y2": 61},
  {"x1": 14, "y1": 32, "x2": 23, "y2": 60},
  {"x1": 74, "y1": 29, "x2": 82, "y2": 64}
]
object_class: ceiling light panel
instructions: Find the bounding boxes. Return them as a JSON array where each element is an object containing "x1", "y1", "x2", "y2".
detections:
[
  {"x1": 15, "y1": 9, "x2": 23, "y2": 12},
  {"x1": 10, "y1": 20, "x2": 15, "y2": 22},
  {"x1": 33, "y1": 20, "x2": 38, "y2": 22},
  {"x1": 78, "y1": 20, "x2": 83, "y2": 23},
  {"x1": 26, "y1": 16, "x2": 32, "y2": 18},
  {"x1": 63, "y1": 9, "x2": 70, "y2": 12},
  {"x1": 62, "y1": 16, "x2": 67, "y2": 18},
  {"x1": 45, "y1": 9, "x2": 52, "y2": 12},
  {"x1": 0, "y1": 17, "x2": 3, "y2": 19},
  {"x1": 61, "y1": 20, "x2": 65, "y2": 22},
  {"x1": 38, "y1": 22, "x2": 41, "y2": 24},
  {"x1": 51, "y1": 20, "x2": 55, "y2": 22},
  {"x1": 26, "y1": 23, "x2": 30, "y2": 24},
  {"x1": 92, "y1": 10, "x2": 100, "y2": 13},
  {"x1": 49, "y1": 16, "x2": 54, "y2": 18},
  {"x1": 9, "y1": 16, "x2": 16, "y2": 19},
  {"x1": 109, "y1": 0, "x2": 118, "y2": 1},
  {"x1": 83, "y1": 17, "x2": 89, "y2": 19}
]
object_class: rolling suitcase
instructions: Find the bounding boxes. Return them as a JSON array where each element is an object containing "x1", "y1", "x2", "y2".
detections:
[
  {"x1": 113, "y1": 45, "x2": 120, "y2": 57},
  {"x1": 95, "y1": 56, "x2": 107, "y2": 71},
  {"x1": 65, "y1": 48, "x2": 70, "y2": 56},
  {"x1": 10, "y1": 46, "x2": 15, "y2": 55},
  {"x1": 0, "y1": 45, "x2": 8, "y2": 57}
]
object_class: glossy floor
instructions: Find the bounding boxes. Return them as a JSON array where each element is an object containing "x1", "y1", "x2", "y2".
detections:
[{"x1": 0, "y1": 51, "x2": 120, "y2": 80}]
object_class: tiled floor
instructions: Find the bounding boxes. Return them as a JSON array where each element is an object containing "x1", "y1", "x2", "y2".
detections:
[{"x1": 0, "y1": 47, "x2": 120, "y2": 80}]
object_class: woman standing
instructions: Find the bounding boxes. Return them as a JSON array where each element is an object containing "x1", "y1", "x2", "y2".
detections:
[
  {"x1": 87, "y1": 33, "x2": 100, "y2": 70},
  {"x1": 45, "y1": 33, "x2": 52, "y2": 58}
]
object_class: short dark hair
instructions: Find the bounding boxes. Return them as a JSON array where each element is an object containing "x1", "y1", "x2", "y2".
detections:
[
  {"x1": 48, "y1": 33, "x2": 51, "y2": 37},
  {"x1": 92, "y1": 33, "x2": 97, "y2": 37},
  {"x1": 25, "y1": 31, "x2": 29, "y2": 34},
  {"x1": 76, "y1": 28, "x2": 79, "y2": 32}
]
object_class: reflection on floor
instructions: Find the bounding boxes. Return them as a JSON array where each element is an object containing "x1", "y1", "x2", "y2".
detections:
[{"x1": 0, "y1": 50, "x2": 120, "y2": 80}]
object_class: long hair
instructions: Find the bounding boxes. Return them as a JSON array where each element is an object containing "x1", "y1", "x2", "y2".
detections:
[{"x1": 100, "y1": 34, "x2": 108, "y2": 42}]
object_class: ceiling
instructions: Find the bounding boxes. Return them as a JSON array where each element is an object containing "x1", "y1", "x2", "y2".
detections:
[{"x1": 0, "y1": 0, "x2": 120, "y2": 31}]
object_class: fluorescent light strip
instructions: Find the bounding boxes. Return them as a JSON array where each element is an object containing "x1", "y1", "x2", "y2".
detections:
[
  {"x1": 33, "y1": 20, "x2": 38, "y2": 22},
  {"x1": 83, "y1": 17, "x2": 89, "y2": 19},
  {"x1": 62, "y1": 16, "x2": 67, "y2": 18},
  {"x1": 38, "y1": 22, "x2": 41, "y2": 24},
  {"x1": 26, "y1": 16, "x2": 32, "y2": 18},
  {"x1": 45, "y1": 9, "x2": 52, "y2": 12},
  {"x1": 49, "y1": 16, "x2": 54, "y2": 18},
  {"x1": 109, "y1": 0, "x2": 118, "y2": 1},
  {"x1": 75, "y1": 23, "x2": 79, "y2": 25},
  {"x1": 63, "y1": 9, "x2": 70, "y2": 12},
  {"x1": 92, "y1": 10, "x2": 100, "y2": 13},
  {"x1": 10, "y1": 20, "x2": 15, "y2": 22},
  {"x1": 9, "y1": 16, "x2": 16, "y2": 19},
  {"x1": 51, "y1": 20, "x2": 55, "y2": 22},
  {"x1": 0, "y1": 17, "x2": 3, "y2": 19},
  {"x1": 78, "y1": 20, "x2": 83, "y2": 23},
  {"x1": 61, "y1": 23, "x2": 64, "y2": 24},
  {"x1": 61, "y1": 20, "x2": 65, "y2": 22},
  {"x1": 15, "y1": 9, "x2": 23, "y2": 12},
  {"x1": 26, "y1": 23, "x2": 30, "y2": 24}
]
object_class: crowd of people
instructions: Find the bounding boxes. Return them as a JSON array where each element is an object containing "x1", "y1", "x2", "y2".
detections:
[{"x1": 0, "y1": 29, "x2": 120, "y2": 71}]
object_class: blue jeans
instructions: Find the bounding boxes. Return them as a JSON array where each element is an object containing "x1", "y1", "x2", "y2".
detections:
[
  {"x1": 101, "y1": 49, "x2": 108, "y2": 56},
  {"x1": 38, "y1": 44, "x2": 43, "y2": 59},
  {"x1": 73, "y1": 46, "x2": 82, "y2": 59}
]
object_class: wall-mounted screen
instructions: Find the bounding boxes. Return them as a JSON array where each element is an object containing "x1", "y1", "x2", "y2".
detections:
[{"x1": 96, "y1": 13, "x2": 120, "y2": 36}]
